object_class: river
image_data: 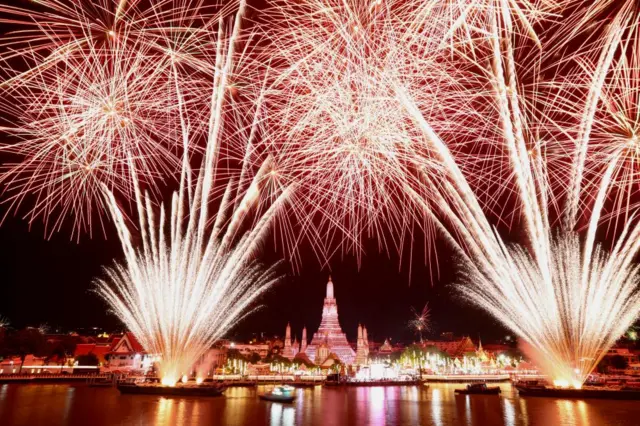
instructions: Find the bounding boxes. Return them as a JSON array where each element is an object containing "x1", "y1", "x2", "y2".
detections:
[{"x1": 1, "y1": 382, "x2": 639, "y2": 425}]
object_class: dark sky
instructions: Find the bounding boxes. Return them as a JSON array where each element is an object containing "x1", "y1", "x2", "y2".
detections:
[
  {"x1": 0, "y1": 0, "x2": 512, "y2": 344},
  {"x1": 0, "y1": 210, "x2": 508, "y2": 343}
]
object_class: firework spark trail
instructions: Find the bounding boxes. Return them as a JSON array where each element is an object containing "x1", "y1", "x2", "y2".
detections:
[
  {"x1": 95, "y1": 1, "x2": 287, "y2": 385},
  {"x1": 396, "y1": 3, "x2": 640, "y2": 386},
  {"x1": 543, "y1": 1, "x2": 640, "y2": 233},
  {"x1": 0, "y1": 0, "x2": 232, "y2": 237},
  {"x1": 408, "y1": 303, "x2": 431, "y2": 342},
  {"x1": 0, "y1": 33, "x2": 201, "y2": 237},
  {"x1": 255, "y1": 0, "x2": 568, "y2": 267},
  {"x1": 404, "y1": 0, "x2": 565, "y2": 51},
  {"x1": 0, "y1": 1, "x2": 235, "y2": 87},
  {"x1": 255, "y1": 0, "x2": 482, "y2": 267},
  {"x1": 562, "y1": 2, "x2": 635, "y2": 231}
]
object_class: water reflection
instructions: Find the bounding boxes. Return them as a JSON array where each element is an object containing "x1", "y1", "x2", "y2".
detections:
[
  {"x1": 503, "y1": 397, "x2": 515, "y2": 426},
  {"x1": 577, "y1": 400, "x2": 590, "y2": 426},
  {"x1": 556, "y1": 399, "x2": 591, "y2": 426},
  {"x1": 369, "y1": 387, "x2": 385, "y2": 425},
  {"x1": 464, "y1": 395, "x2": 471, "y2": 426},
  {"x1": 156, "y1": 397, "x2": 175, "y2": 425},
  {"x1": 270, "y1": 402, "x2": 295, "y2": 426},
  {"x1": 62, "y1": 386, "x2": 74, "y2": 423},
  {"x1": 0, "y1": 384, "x2": 7, "y2": 403},
  {"x1": 1, "y1": 383, "x2": 640, "y2": 426},
  {"x1": 518, "y1": 396, "x2": 529, "y2": 426},
  {"x1": 431, "y1": 388, "x2": 443, "y2": 426}
]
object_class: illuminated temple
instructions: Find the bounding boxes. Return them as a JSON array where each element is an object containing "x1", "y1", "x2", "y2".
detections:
[{"x1": 285, "y1": 276, "x2": 358, "y2": 365}]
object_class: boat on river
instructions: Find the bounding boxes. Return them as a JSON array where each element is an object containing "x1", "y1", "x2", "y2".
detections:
[
  {"x1": 515, "y1": 384, "x2": 640, "y2": 400},
  {"x1": 88, "y1": 377, "x2": 114, "y2": 388},
  {"x1": 117, "y1": 382, "x2": 226, "y2": 397},
  {"x1": 259, "y1": 385, "x2": 296, "y2": 403},
  {"x1": 455, "y1": 383, "x2": 501, "y2": 395}
]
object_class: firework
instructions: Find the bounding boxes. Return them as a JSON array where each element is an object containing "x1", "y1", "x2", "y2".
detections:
[
  {"x1": 543, "y1": 0, "x2": 640, "y2": 233},
  {"x1": 0, "y1": 0, "x2": 230, "y2": 86},
  {"x1": 255, "y1": 0, "x2": 479, "y2": 266},
  {"x1": 0, "y1": 0, "x2": 226, "y2": 237},
  {"x1": 394, "y1": 3, "x2": 640, "y2": 387},
  {"x1": 95, "y1": 1, "x2": 286, "y2": 385},
  {"x1": 0, "y1": 36, "x2": 193, "y2": 237},
  {"x1": 0, "y1": 315, "x2": 9, "y2": 329},
  {"x1": 408, "y1": 303, "x2": 430, "y2": 342},
  {"x1": 403, "y1": 0, "x2": 564, "y2": 50}
]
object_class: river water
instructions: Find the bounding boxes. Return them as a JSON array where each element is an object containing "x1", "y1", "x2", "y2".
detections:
[{"x1": 1, "y1": 382, "x2": 639, "y2": 426}]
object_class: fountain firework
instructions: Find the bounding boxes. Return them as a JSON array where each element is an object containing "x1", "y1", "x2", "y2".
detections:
[
  {"x1": 253, "y1": 0, "x2": 640, "y2": 385},
  {"x1": 95, "y1": 1, "x2": 286, "y2": 385},
  {"x1": 397, "y1": 1, "x2": 640, "y2": 386}
]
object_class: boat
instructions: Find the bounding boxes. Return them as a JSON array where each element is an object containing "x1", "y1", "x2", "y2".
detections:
[
  {"x1": 455, "y1": 383, "x2": 501, "y2": 395},
  {"x1": 259, "y1": 385, "x2": 297, "y2": 403},
  {"x1": 87, "y1": 377, "x2": 114, "y2": 387},
  {"x1": 515, "y1": 384, "x2": 640, "y2": 400},
  {"x1": 117, "y1": 382, "x2": 226, "y2": 397}
]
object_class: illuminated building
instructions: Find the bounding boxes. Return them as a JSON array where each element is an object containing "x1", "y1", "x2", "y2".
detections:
[
  {"x1": 283, "y1": 323, "x2": 295, "y2": 359},
  {"x1": 290, "y1": 276, "x2": 356, "y2": 365},
  {"x1": 105, "y1": 332, "x2": 153, "y2": 371},
  {"x1": 420, "y1": 336, "x2": 477, "y2": 357}
]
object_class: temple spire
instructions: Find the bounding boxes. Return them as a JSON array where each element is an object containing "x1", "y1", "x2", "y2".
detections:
[
  {"x1": 301, "y1": 326, "x2": 308, "y2": 353},
  {"x1": 283, "y1": 322, "x2": 294, "y2": 359},
  {"x1": 306, "y1": 275, "x2": 356, "y2": 365},
  {"x1": 326, "y1": 275, "x2": 334, "y2": 299}
]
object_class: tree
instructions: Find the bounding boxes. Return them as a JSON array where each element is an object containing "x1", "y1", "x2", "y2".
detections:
[
  {"x1": 387, "y1": 351, "x2": 403, "y2": 364},
  {"x1": 3, "y1": 328, "x2": 48, "y2": 373},
  {"x1": 293, "y1": 354, "x2": 315, "y2": 369},
  {"x1": 227, "y1": 348, "x2": 247, "y2": 361},
  {"x1": 265, "y1": 353, "x2": 290, "y2": 365},
  {"x1": 46, "y1": 335, "x2": 77, "y2": 367},
  {"x1": 248, "y1": 351, "x2": 261, "y2": 364},
  {"x1": 423, "y1": 345, "x2": 449, "y2": 358},
  {"x1": 76, "y1": 353, "x2": 99, "y2": 366},
  {"x1": 330, "y1": 359, "x2": 343, "y2": 374},
  {"x1": 611, "y1": 355, "x2": 629, "y2": 370}
]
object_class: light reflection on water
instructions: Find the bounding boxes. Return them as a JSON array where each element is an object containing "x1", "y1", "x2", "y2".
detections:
[
  {"x1": 431, "y1": 388, "x2": 443, "y2": 426},
  {"x1": 270, "y1": 402, "x2": 295, "y2": 426},
  {"x1": 369, "y1": 386, "x2": 385, "y2": 425},
  {"x1": 503, "y1": 396, "x2": 515, "y2": 426},
  {"x1": 0, "y1": 383, "x2": 639, "y2": 426}
]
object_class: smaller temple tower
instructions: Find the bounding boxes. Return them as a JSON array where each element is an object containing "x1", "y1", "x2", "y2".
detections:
[
  {"x1": 300, "y1": 327, "x2": 308, "y2": 353},
  {"x1": 292, "y1": 337, "x2": 299, "y2": 357},
  {"x1": 363, "y1": 326, "x2": 370, "y2": 358},
  {"x1": 355, "y1": 324, "x2": 370, "y2": 365},
  {"x1": 283, "y1": 322, "x2": 294, "y2": 359}
]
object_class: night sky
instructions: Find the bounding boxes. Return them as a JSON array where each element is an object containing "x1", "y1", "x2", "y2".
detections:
[
  {"x1": 0, "y1": 210, "x2": 507, "y2": 343},
  {"x1": 0, "y1": 0, "x2": 512, "y2": 344}
]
